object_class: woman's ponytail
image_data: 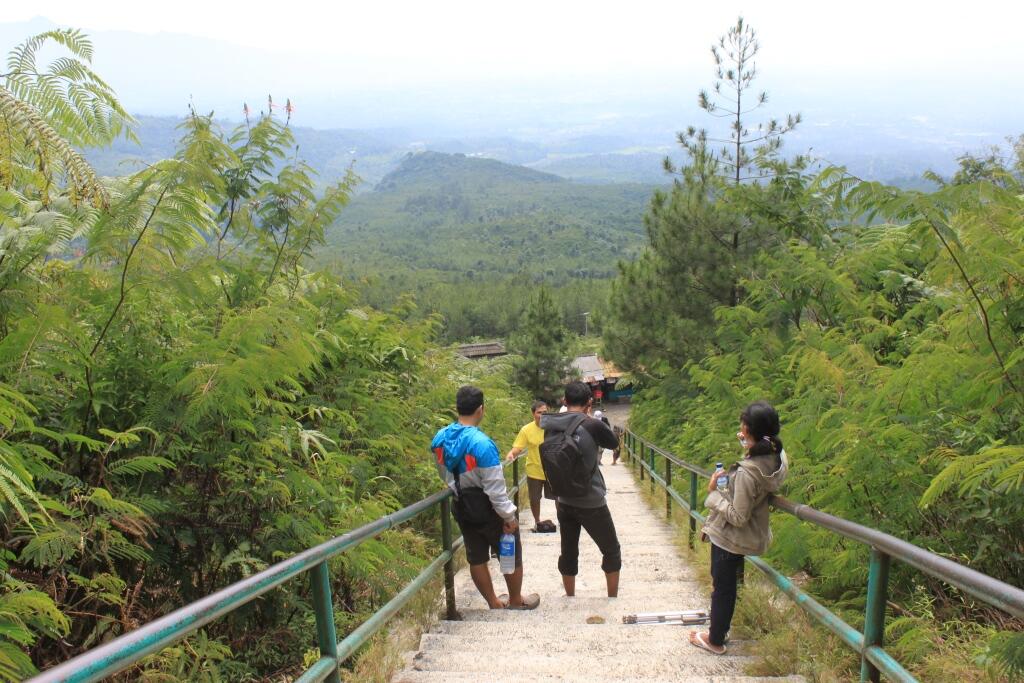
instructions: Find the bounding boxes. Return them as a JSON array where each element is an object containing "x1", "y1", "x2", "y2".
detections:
[{"x1": 749, "y1": 434, "x2": 783, "y2": 457}]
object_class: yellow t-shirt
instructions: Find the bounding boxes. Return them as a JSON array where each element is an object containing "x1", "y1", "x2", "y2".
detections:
[{"x1": 513, "y1": 421, "x2": 546, "y2": 480}]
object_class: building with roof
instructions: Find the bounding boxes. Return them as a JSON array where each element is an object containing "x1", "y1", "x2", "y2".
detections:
[
  {"x1": 570, "y1": 354, "x2": 629, "y2": 402},
  {"x1": 456, "y1": 341, "x2": 507, "y2": 359}
]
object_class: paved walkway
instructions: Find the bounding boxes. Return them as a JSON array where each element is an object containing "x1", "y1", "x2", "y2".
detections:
[{"x1": 392, "y1": 450, "x2": 804, "y2": 682}]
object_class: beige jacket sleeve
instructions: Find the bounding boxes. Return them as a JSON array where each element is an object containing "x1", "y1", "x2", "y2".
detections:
[{"x1": 704, "y1": 467, "x2": 759, "y2": 528}]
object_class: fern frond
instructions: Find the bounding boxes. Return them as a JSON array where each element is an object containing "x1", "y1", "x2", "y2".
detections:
[
  {"x1": 106, "y1": 456, "x2": 175, "y2": 478},
  {"x1": 0, "y1": 86, "x2": 106, "y2": 205}
]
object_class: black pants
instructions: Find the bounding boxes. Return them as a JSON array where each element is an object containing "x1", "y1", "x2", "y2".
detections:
[
  {"x1": 709, "y1": 543, "x2": 744, "y2": 646},
  {"x1": 557, "y1": 503, "x2": 622, "y2": 575}
]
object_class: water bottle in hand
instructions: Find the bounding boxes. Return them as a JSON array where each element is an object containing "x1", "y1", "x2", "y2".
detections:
[
  {"x1": 715, "y1": 462, "x2": 729, "y2": 493},
  {"x1": 499, "y1": 533, "x2": 516, "y2": 574}
]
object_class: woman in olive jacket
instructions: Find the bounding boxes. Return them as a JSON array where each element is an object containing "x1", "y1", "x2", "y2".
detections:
[{"x1": 690, "y1": 401, "x2": 789, "y2": 655}]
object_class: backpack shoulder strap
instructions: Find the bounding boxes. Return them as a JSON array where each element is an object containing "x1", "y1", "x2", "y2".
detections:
[
  {"x1": 444, "y1": 449, "x2": 467, "y2": 496},
  {"x1": 566, "y1": 413, "x2": 587, "y2": 435}
]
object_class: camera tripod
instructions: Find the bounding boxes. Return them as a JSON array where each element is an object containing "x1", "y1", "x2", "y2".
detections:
[{"x1": 622, "y1": 609, "x2": 710, "y2": 625}]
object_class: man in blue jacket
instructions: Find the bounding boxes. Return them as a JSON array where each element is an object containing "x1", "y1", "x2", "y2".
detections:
[{"x1": 432, "y1": 386, "x2": 540, "y2": 610}]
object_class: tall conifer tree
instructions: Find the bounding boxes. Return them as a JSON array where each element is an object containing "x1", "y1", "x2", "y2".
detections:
[
  {"x1": 604, "y1": 17, "x2": 804, "y2": 375},
  {"x1": 509, "y1": 287, "x2": 570, "y2": 402}
]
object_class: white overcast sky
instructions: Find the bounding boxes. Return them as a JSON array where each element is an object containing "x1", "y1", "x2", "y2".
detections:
[
  {"x1": 3, "y1": 0, "x2": 1022, "y2": 82},
  {"x1": 2, "y1": 0, "x2": 1022, "y2": 142}
]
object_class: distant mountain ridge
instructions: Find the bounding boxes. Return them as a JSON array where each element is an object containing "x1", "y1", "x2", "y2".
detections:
[
  {"x1": 375, "y1": 151, "x2": 563, "y2": 192},
  {"x1": 325, "y1": 150, "x2": 652, "y2": 280},
  {"x1": 77, "y1": 114, "x2": 962, "y2": 193},
  {"x1": 322, "y1": 150, "x2": 655, "y2": 339}
]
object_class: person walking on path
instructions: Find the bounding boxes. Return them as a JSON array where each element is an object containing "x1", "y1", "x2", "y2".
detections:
[
  {"x1": 593, "y1": 410, "x2": 613, "y2": 465},
  {"x1": 506, "y1": 400, "x2": 557, "y2": 533},
  {"x1": 432, "y1": 386, "x2": 540, "y2": 610},
  {"x1": 540, "y1": 381, "x2": 622, "y2": 598},
  {"x1": 610, "y1": 424, "x2": 623, "y2": 465},
  {"x1": 690, "y1": 400, "x2": 789, "y2": 654}
]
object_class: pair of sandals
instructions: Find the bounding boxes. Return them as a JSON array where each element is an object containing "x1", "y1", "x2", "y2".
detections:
[{"x1": 496, "y1": 592, "x2": 541, "y2": 610}]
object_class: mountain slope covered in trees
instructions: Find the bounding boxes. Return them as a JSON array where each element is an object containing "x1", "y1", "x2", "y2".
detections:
[{"x1": 324, "y1": 151, "x2": 654, "y2": 340}]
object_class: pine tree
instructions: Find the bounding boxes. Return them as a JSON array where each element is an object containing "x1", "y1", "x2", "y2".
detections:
[
  {"x1": 668, "y1": 16, "x2": 801, "y2": 186},
  {"x1": 509, "y1": 287, "x2": 570, "y2": 402},
  {"x1": 670, "y1": 17, "x2": 802, "y2": 306},
  {"x1": 603, "y1": 17, "x2": 808, "y2": 376}
]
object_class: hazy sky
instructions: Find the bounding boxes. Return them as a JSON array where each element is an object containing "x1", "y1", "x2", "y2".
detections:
[
  {"x1": 2, "y1": 0, "x2": 1021, "y2": 162},
  {"x1": 3, "y1": 1, "x2": 1022, "y2": 83}
]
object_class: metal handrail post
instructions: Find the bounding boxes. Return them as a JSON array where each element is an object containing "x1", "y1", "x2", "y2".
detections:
[
  {"x1": 512, "y1": 457, "x2": 520, "y2": 523},
  {"x1": 861, "y1": 548, "x2": 891, "y2": 682},
  {"x1": 689, "y1": 471, "x2": 698, "y2": 547},
  {"x1": 665, "y1": 457, "x2": 672, "y2": 519},
  {"x1": 639, "y1": 440, "x2": 645, "y2": 481},
  {"x1": 310, "y1": 562, "x2": 341, "y2": 683},
  {"x1": 648, "y1": 444, "x2": 654, "y2": 492},
  {"x1": 440, "y1": 498, "x2": 457, "y2": 620}
]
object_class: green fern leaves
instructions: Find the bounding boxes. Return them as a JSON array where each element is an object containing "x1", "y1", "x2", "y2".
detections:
[{"x1": 1, "y1": 30, "x2": 134, "y2": 206}]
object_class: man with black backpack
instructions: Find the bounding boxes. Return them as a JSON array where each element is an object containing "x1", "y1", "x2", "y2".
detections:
[
  {"x1": 432, "y1": 386, "x2": 541, "y2": 610},
  {"x1": 540, "y1": 381, "x2": 622, "y2": 598}
]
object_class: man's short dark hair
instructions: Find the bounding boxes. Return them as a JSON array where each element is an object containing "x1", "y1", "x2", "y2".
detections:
[
  {"x1": 563, "y1": 381, "x2": 592, "y2": 407},
  {"x1": 456, "y1": 385, "x2": 485, "y2": 416},
  {"x1": 531, "y1": 399, "x2": 548, "y2": 413}
]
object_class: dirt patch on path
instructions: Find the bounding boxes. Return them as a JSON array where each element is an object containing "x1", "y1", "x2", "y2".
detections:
[{"x1": 599, "y1": 400, "x2": 631, "y2": 430}]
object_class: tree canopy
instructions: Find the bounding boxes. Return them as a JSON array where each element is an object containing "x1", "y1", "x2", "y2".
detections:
[{"x1": 0, "y1": 30, "x2": 530, "y2": 680}]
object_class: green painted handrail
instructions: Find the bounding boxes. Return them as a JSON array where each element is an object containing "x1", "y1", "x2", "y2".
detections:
[
  {"x1": 29, "y1": 457, "x2": 526, "y2": 683},
  {"x1": 621, "y1": 429, "x2": 1024, "y2": 683}
]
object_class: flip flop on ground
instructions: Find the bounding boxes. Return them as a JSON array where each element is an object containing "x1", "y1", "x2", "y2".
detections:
[{"x1": 689, "y1": 631, "x2": 726, "y2": 654}]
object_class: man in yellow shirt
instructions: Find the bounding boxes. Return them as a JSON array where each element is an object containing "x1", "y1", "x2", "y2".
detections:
[{"x1": 506, "y1": 400, "x2": 556, "y2": 532}]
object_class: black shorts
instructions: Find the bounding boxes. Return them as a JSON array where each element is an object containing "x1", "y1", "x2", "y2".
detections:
[
  {"x1": 457, "y1": 513, "x2": 524, "y2": 568},
  {"x1": 527, "y1": 476, "x2": 554, "y2": 509},
  {"x1": 557, "y1": 502, "x2": 621, "y2": 575}
]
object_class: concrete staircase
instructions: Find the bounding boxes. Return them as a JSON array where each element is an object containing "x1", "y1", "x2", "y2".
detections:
[{"x1": 392, "y1": 456, "x2": 803, "y2": 683}]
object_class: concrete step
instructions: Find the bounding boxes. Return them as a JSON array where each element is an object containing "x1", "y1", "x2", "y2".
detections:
[
  {"x1": 451, "y1": 590, "x2": 707, "y2": 608},
  {"x1": 452, "y1": 595, "x2": 711, "y2": 622},
  {"x1": 394, "y1": 673, "x2": 805, "y2": 683},
  {"x1": 428, "y1": 619, "x2": 714, "y2": 639},
  {"x1": 405, "y1": 649, "x2": 757, "y2": 677},
  {"x1": 419, "y1": 632, "x2": 759, "y2": 657},
  {"x1": 422, "y1": 621, "x2": 737, "y2": 647}
]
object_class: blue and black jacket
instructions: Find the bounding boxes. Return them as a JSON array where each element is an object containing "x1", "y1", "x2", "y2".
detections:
[{"x1": 431, "y1": 423, "x2": 516, "y2": 521}]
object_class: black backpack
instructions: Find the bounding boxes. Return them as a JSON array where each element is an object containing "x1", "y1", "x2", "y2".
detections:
[{"x1": 540, "y1": 414, "x2": 594, "y2": 498}]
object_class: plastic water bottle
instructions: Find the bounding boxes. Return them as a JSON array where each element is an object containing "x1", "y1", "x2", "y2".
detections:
[
  {"x1": 499, "y1": 533, "x2": 516, "y2": 574},
  {"x1": 715, "y1": 462, "x2": 729, "y2": 493}
]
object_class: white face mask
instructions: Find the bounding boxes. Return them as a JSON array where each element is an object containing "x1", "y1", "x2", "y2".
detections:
[{"x1": 737, "y1": 432, "x2": 751, "y2": 449}]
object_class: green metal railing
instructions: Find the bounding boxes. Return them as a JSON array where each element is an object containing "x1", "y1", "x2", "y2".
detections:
[
  {"x1": 29, "y1": 458, "x2": 527, "y2": 683},
  {"x1": 621, "y1": 429, "x2": 1024, "y2": 683}
]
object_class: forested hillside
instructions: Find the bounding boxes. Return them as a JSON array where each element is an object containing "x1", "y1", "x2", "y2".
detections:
[
  {"x1": 82, "y1": 117, "x2": 659, "y2": 342},
  {"x1": 0, "y1": 30, "x2": 530, "y2": 681},
  {"x1": 602, "y1": 18, "x2": 1024, "y2": 678},
  {"x1": 324, "y1": 151, "x2": 653, "y2": 340}
]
